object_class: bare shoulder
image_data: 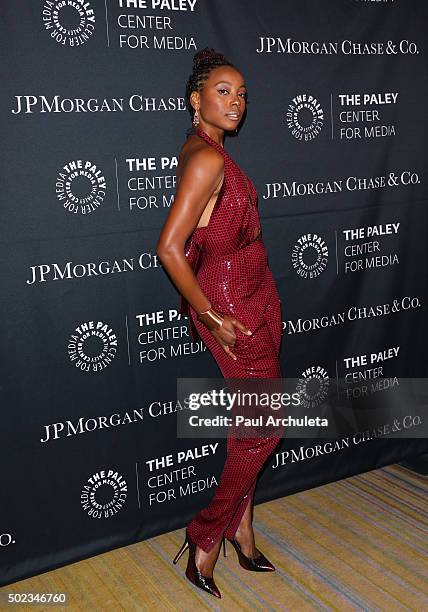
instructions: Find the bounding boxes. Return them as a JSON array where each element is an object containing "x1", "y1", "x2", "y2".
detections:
[{"x1": 177, "y1": 136, "x2": 224, "y2": 182}]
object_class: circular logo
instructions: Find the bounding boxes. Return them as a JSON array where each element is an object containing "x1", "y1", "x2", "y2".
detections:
[
  {"x1": 286, "y1": 94, "x2": 324, "y2": 141},
  {"x1": 56, "y1": 160, "x2": 106, "y2": 215},
  {"x1": 296, "y1": 366, "x2": 329, "y2": 409},
  {"x1": 68, "y1": 321, "x2": 118, "y2": 373},
  {"x1": 292, "y1": 233, "x2": 329, "y2": 278},
  {"x1": 81, "y1": 469, "x2": 128, "y2": 519},
  {"x1": 42, "y1": 0, "x2": 96, "y2": 47}
]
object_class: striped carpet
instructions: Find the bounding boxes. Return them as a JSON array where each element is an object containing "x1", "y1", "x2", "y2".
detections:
[{"x1": 2, "y1": 463, "x2": 427, "y2": 611}]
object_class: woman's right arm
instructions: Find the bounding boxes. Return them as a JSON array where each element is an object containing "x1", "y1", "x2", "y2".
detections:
[{"x1": 156, "y1": 146, "x2": 251, "y2": 359}]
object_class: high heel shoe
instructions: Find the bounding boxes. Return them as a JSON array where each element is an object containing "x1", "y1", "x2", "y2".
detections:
[
  {"x1": 224, "y1": 537, "x2": 275, "y2": 572},
  {"x1": 172, "y1": 529, "x2": 222, "y2": 598}
]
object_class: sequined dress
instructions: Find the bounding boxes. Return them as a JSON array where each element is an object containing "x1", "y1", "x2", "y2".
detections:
[
  {"x1": 179, "y1": 127, "x2": 284, "y2": 552},
  {"x1": 180, "y1": 127, "x2": 283, "y2": 378}
]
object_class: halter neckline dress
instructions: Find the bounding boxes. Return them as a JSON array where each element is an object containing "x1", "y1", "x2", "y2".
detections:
[
  {"x1": 183, "y1": 127, "x2": 284, "y2": 552},
  {"x1": 179, "y1": 126, "x2": 282, "y2": 378}
]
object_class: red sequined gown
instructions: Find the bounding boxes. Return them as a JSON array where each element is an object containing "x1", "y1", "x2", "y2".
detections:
[{"x1": 180, "y1": 127, "x2": 283, "y2": 552}]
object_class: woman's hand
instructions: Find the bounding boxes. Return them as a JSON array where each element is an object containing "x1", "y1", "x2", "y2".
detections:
[{"x1": 198, "y1": 310, "x2": 252, "y2": 360}]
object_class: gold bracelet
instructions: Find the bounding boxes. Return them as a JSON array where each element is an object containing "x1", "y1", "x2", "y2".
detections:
[
  {"x1": 197, "y1": 308, "x2": 224, "y2": 330},
  {"x1": 197, "y1": 304, "x2": 212, "y2": 316}
]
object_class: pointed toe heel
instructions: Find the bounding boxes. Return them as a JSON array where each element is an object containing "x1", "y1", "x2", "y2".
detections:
[
  {"x1": 226, "y1": 537, "x2": 275, "y2": 572},
  {"x1": 172, "y1": 530, "x2": 222, "y2": 598}
]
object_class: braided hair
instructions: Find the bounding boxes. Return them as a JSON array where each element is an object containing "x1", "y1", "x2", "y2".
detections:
[{"x1": 185, "y1": 47, "x2": 236, "y2": 121}]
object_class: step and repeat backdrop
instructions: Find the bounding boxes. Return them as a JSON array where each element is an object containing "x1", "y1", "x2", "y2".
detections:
[{"x1": 1, "y1": 0, "x2": 427, "y2": 586}]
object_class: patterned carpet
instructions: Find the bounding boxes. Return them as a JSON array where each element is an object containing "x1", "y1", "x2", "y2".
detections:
[{"x1": 2, "y1": 463, "x2": 427, "y2": 611}]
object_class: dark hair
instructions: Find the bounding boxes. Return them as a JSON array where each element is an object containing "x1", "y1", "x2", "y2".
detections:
[{"x1": 185, "y1": 47, "x2": 236, "y2": 120}]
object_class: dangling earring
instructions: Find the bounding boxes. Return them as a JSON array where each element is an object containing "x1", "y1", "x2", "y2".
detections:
[{"x1": 193, "y1": 108, "x2": 200, "y2": 127}]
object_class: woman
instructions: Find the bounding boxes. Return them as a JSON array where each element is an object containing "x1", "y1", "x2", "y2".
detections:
[{"x1": 156, "y1": 48, "x2": 283, "y2": 599}]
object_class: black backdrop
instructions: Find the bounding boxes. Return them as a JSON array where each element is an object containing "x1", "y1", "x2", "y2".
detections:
[{"x1": 1, "y1": 0, "x2": 427, "y2": 586}]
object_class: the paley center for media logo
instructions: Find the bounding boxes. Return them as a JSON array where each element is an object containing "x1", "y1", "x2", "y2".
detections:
[
  {"x1": 42, "y1": 0, "x2": 96, "y2": 47},
  {"x1": 56, "y1": 160, "x2": 107, "y2": 215},
  {"x1": 286, "y1": 94, "x2": 324, "y2": 141},
  {"x1": 68, "y1": 320, "x2": 118, "y2": 373}
]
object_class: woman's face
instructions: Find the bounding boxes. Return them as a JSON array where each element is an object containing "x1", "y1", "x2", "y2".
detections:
[{"x1": 192, "y1": 66, "x2": 247, "y2": 131}]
